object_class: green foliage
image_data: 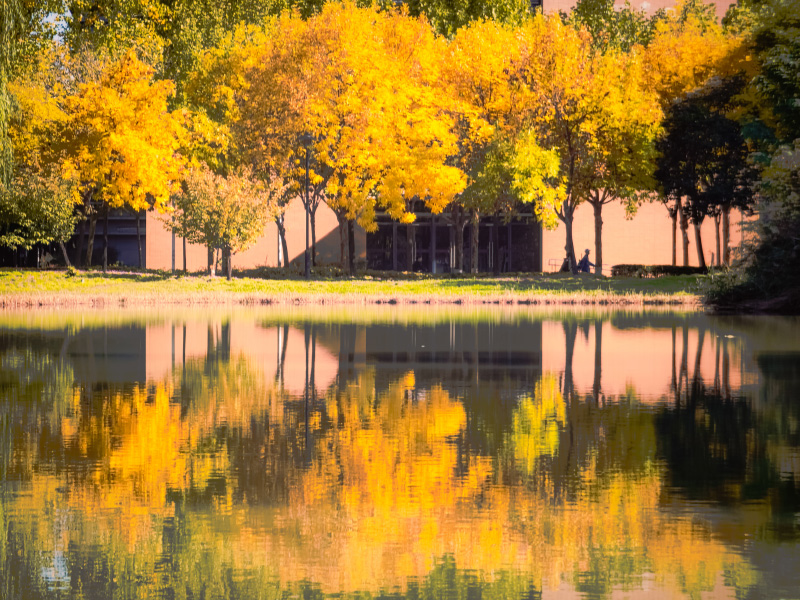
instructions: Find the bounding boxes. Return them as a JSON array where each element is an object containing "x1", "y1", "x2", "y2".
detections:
[
  {"x1": 655, "y1": 76, "x2": 758, "y2": 223},
  {"x1": 567, "y1": 0, "x2": 655, "y2": 52},
  {"x1": 404, "y1": 0, "x2": 533, "y2": 38},
  {"x1": 167, "y1": 162, "x2": 281, "y2": 257},
  {"x1": 749, "y1": 0, "x2": 800, "y2": 144},
  {"x1": 0, "y1": 169, "x2": 77, "y2": 250},
  {"x1": 612, "y1": 264, "x2": 708, "y2": 277},
  {"x1": 1, "y1": 0, "x2": 59, "y2": 184}
]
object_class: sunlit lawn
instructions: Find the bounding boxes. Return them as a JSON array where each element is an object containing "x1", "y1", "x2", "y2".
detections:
[{"x1": 0, "y1": 267, "x2": 703, "y2": 306}]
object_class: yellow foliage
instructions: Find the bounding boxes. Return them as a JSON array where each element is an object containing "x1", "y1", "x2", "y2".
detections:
[{"x1": 60, "y1": 50, "x2": 185, "y2": 212}]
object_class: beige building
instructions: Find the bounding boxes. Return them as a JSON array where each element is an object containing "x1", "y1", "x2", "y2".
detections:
[{"x1": 141, "y1": 0, "x2": 743, "y2": 275}]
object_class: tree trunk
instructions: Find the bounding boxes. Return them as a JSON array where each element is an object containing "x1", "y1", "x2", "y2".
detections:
[
  {"x1": 59, "y1": 242, "x2": 72, "y2": 268},
  {"x1": 670, "y1": 207, "x2": 677, "y2": 267},
  {"x1": 275, "y1": 214, "x2": 289, "y2": 268},
  {"x1": 471, "y1": 211, "x2": 479, "y2": 273},
  {"x1": 102, "y1": 209, "x2": 109, "y2": 272},
  {"x1": 76, "y1": 217, "x2": 86, "y2": 268},
  {"x1": 310, "y1": 202, "x2": 319, "y2": 267},
  {"x1": 714, "y1": 213, "x2": 721, "y2": 267},
  {"x1": 693, "y1": 221, "x2": 706, "y2": 269},
  {"x1": 86, "y1": 214, "x2": 97, "y2": 267},
  {"x1": 722, "y1": 205, "x2": 731, "y2": 266},
  {"x1": 679, "y1": 204, "x2": 690, "y2": 267},
  {"x1": 183, "y1": 237, "x2": 187, "y2": 273},
  {"x1": 347, "y1": 219, "x2": 356, "y2": 276},
  {"x1": 224, "y1": 246, "x2": 232, "y2": 280},
  {"x1": 561, "y1": 200, "x2": 578, "y2": 274},
  {"x1": 136, "y1": 211, "x2": 143, "y2": 268},
  {"x1": 492, "y1": 213, "x2": 501, "y2": 275},
  {"x1": 208, "y1": 246, "x2": 215, "y2": 276},
  {"x1": 454, "y1": 219, "x2": 464, "y2": 272},
  {"x1": 336, "y1": 211, "x2": 348, "y2": 269},
  {"x1": 406, "y1": 223, "x2": 415, "y2": 271},
  {"x1": 592, "y1": 199, "x2": 603, "y2": 275}
]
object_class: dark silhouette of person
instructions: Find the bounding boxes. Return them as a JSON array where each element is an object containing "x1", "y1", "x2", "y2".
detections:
[{"x1": 577, "y1": 248, "x2": 594, "y2": 273}]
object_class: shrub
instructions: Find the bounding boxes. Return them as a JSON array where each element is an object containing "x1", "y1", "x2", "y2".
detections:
[{"x1": 611, "y1": 264, "x2": 707, "y2": 277}]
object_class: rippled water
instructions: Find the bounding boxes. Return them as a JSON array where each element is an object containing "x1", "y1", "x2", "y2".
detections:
[{"x1": 0, "y1": 306, "x2": 798, "y2": 599}]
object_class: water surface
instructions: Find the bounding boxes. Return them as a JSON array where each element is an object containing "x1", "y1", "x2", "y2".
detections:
[{"x1": 1, "y1": 307, "x2": 798, "y2": 599}]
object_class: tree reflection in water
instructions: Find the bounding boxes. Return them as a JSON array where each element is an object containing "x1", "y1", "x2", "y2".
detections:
[{"x1": 0, "y1": 309, "x2": 798, "y2": 599}]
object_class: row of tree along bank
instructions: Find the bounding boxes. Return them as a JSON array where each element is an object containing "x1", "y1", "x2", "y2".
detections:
[{"x1": 0, "y1": 0, "x2": 798, "y2": 298}]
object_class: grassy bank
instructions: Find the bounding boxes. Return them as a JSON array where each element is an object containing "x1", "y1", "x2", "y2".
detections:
[{"x1": 0, "y1": 267, "x2": 703, "y2": 308}]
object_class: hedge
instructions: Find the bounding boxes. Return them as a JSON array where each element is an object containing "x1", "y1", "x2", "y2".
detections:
[{"x1": 611, "y1": 264, "x2": 708, "y2": 277}]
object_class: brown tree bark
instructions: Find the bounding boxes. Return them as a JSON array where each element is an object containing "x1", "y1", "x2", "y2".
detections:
[
  {"x1": 670, "y1": 209, "x2": 677, "y2": 266},
  {"x1": 223, "y1": 246, "x2": 232, "y2": 280},
  {"x1": 59, "y1": 242, "x2": 72, "y2": 268},
  {"x1": 310, "y1": 203, "x2": 318, "y2": 267},
  {"x1": 406, "y1": 223, "x2": 415, "y2": 271},
  {"x1": 86, "y1": 214, "x2": 97, "y2": 267},
  {"x1": 722, "y1": 205, "x2": 731, "y2": 266},
  {"x1": 471, "y1": 212, "x2": 479, "y2": 273},
  {"x1": 335, "y1": 210, "x2": 348, "y2": 269},
  {"x1": 679, "y1": 204, "x2": 690, "y2": 267},
  {"x1": 492, "y1": 213, "x2": 501, "y2": 275},
  {"x1": 714, "y1": 213, "x2": 721, "y2": 266},
  {"x1": 561, "y1": 199, "x2": 578, "y2": 274},
  {"x1": 275, "y1": 214, "x2": 290, "y2": 268},
  {"x1": 102, "y1": 208, "x2": 109, "y2": 272},
  {"x1": 693, "y1": 221, "x2": 707, "y2": 269},
  {"x1": 447, "y1": 204, "x2": 466, "y2": 272},
  {"x1": 347, "y1": 219, "x2": 356, "y2": 276},
  {"x1": 75, "y1": 217, "x2": 86, "y2": 268},
  {"x1": 136, "y1": 211, "x2": 143, "y2": 268},
  {"x1": 591, "y1": 198, "x2": 603, "y2": 275}
]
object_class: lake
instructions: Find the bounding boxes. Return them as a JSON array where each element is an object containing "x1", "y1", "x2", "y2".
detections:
[{"x1": 1, "y1": 306, "x2": 798, "y2": 599}]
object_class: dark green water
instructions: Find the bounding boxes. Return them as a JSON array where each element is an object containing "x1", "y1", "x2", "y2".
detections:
[{"x1": 1, "y1": 307, "x2": 798, "y2": 599}]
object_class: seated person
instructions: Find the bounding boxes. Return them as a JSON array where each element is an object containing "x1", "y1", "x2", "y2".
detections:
[{"x1": 577, "y1": 249, "x2": 594, "y2": 273}]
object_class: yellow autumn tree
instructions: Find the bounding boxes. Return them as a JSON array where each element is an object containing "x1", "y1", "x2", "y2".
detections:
[
  {"x1": 510, "y1": 15, "x2": 626, "y2": 273},
  {"x1": 238, "y1": 3, "x2": 465, "y2": 274},
  {"x1": 442, "y1": 19, "x2": 524, "y2": 273},
  {"x1": 60, "y1": 49, "x2": 185, "y2": 268}
]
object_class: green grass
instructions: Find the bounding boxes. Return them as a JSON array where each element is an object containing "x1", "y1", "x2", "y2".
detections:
[{"x1": 0, "y1": 267, "x2": 703, "y2": 308}]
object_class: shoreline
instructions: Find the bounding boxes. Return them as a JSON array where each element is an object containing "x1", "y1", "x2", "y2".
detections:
[{"x1": 0, "y1": 268, "x2": 703, "y2": 309}]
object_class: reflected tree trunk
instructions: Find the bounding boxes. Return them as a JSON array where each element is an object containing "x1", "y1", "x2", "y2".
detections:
[
  {"x1": 722, "y1": 336, "x2": 731, "y2": 399},
  {"x1": 692, "y1": 325, "x2": 706, "y2": 392},
  {"x1": 671, "y1": 325, "x2": 678, "y2": 396},
  {"x1": 592, "y1": 320, "x2": 602, "y2": 404},
  {"x1": 563, "y1": 320, "x2": 577, "y2": 402},
  {"x1": 714, "y1": 334, "x2": 721, "y2": 394},
  {"x1": 679, "y1": 323, "x2": 689, "y2": 406}
]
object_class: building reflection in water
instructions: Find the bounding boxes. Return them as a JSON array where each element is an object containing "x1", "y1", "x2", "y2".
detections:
[{"x1": 0, "y1": 308, "x2": 798, "y2": 599}]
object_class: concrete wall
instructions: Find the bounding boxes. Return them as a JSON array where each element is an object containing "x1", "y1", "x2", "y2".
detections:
[
  {"x1": 146, "y1": 196, "x2": 367, "y2": 271},
  {"x1": 540, "y1": 201, "x2": 747, "y2": 273},
  {"x1": 545, "y1": 0, "x2": 736, "y2": 19}
]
